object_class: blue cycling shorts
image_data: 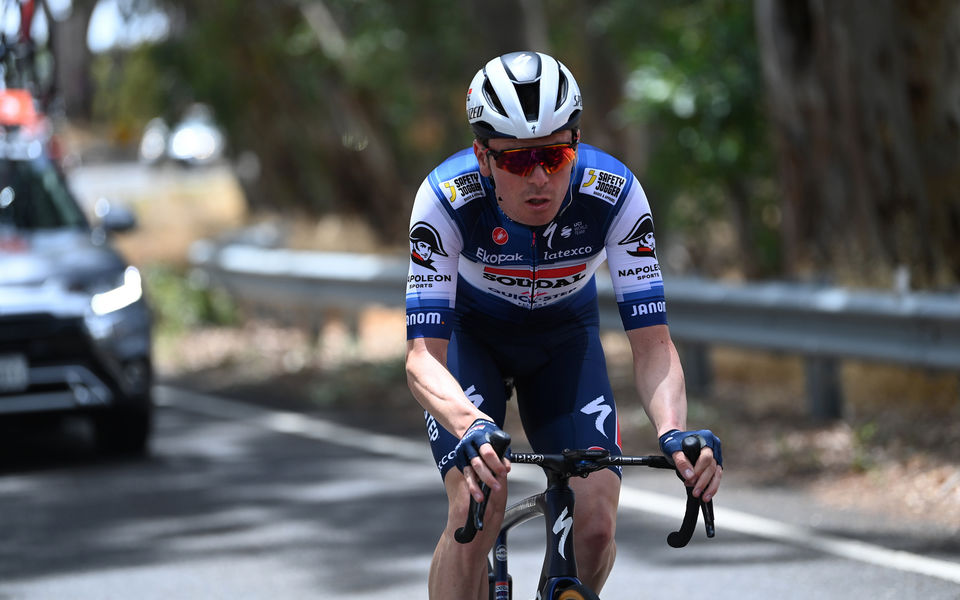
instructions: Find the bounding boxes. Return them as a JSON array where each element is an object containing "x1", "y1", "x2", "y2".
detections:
[{"x1": 423, "y1": 313, "x2": 623, "y2": 480}]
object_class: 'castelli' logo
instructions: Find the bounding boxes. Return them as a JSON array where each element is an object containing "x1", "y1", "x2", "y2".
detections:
[{"x1": 492, "y1": 227, "x2": 509, "y2": 245}]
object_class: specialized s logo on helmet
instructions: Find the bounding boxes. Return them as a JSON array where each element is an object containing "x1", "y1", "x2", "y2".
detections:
[
  {"x1": 410, "y1": 221, "x2": 448, "y2": 272},
  {"x1": 618, "y1": 213, "x2": 657, "y2": 259}
]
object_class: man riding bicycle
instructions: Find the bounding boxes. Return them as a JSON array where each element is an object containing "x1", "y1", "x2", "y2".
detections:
[{"x1": 405, "y1": 50, "x2": 723, "y2": 599}]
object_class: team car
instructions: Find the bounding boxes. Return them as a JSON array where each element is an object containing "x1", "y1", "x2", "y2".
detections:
[{"x1": 0, "y1": 91, "x2": 153, "y2": 454}]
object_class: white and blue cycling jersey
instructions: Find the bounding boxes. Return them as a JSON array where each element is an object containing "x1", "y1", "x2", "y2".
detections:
[
  {"x1": 406, "y1": 142, "x2": 668, "y2": 478},
  {"x1": 406, "y1": 142, "x2": 667, "y2": 339}
]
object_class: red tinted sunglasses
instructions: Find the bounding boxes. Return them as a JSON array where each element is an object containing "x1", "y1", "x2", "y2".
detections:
[{"x1": 483, "y1": 141, "x2": 578, "y2": 177}]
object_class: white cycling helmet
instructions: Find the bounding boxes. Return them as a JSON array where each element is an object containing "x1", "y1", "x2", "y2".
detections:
[{"x1": 466, "y1": 51, "x2": 582, "y2": 140}]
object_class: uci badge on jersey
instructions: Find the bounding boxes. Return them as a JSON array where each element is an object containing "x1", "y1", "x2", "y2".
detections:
[
  {"x1": 579, "y1": 168, "x2": 626, "y2": 204},
  {"x1": 441, "y1": 171, "x2": 485, "y2": 208}
]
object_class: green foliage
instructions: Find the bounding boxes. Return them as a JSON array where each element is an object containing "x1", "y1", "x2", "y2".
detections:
[
  {"x1": 851, "y1": 421, "x2": 879, "y2": 472},
  {"x1": 89, "y1": 0, "x2": 779, "y2": 271},
  {"x1": 141, "y1": 264, "x2": 238, "y2": 335},
  {"x1": 91, "y1": 46, "x2": 168, "y2": 139},
  {"x1": 308, "y1": 358, "x2": 406, "y2": 408},
  {"x1": 598, "y1": 0, "x2": 779, "y2": 275}
]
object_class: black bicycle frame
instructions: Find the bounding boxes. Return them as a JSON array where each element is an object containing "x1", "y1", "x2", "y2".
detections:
[
  {"x1": 454, "y1": 431, "x2": 714, "y2": 599},
  {"x1": 491, "y1": 468, "x2": 582, "y2": 599}
]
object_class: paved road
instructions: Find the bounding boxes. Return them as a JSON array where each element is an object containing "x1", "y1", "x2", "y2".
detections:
[{"x1": 0, "y1": 386, "x2": 958, "y2": 599}]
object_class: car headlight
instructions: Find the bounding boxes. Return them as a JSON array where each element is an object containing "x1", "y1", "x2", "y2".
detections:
[
  {"x1": 90, "y1": 266, "x2": 143, "y2": 316},
  {"x1": 169, "y1": 124, "x2": 219, "y2": 162}
]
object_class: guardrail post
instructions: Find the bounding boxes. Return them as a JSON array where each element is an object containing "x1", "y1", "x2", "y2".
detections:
[
  {"x1": 804, "y1": 356, "x2": 843, "y2": 419},
  {"x1": 678, "y1": 342, "x2": 712, "y2": 397}
]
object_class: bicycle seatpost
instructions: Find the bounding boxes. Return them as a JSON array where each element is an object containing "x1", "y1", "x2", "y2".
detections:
[{"x1": 454, "y1": 430, "x2": 512, "y2": 544}]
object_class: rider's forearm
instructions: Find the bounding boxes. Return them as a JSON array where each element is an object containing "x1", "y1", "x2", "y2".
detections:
[
  {"x1": 626, "y1": 326, "x2": 688, "y2": 437},
  {"x1": 406, "y1": 338, "x2": 487, "y2": 438}
]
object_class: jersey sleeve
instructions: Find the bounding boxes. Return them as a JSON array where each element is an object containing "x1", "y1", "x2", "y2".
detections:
[
  {"x1": 405, "y1": 177, "x2": 463, "y2": 340},
  {"x1": 604, "y1": 177, "x2": 668, "y2": 330}
]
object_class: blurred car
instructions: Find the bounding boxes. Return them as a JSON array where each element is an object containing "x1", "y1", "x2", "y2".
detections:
[
  {"x1": 139, "y1": 103, "x2": 225, "y2": 167},
  {"x1": 0, "y1": 129, "x2": 154, "y2": 455}
]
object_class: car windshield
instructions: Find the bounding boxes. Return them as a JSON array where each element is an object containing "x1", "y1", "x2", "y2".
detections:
[{"x1": 0, "y1": 159, "x2": 87, "y2": 231}]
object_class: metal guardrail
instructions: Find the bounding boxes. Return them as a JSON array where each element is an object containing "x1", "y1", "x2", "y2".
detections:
[{"x1": 188, "y1": 241, "x2": 960, "y2": 419}]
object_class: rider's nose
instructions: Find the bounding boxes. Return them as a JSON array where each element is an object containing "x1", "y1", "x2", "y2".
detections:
[{"x1": 527, "y1": 164, "x2": 550, "y2": 185}]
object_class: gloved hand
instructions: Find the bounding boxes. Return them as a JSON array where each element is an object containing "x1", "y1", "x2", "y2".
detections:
[
  {"x1": 454, "y1": 418, "x2": 505, "y2": 473},
  {"x1": 659, "y1": 428, "x2": 723, "y2": 467}
]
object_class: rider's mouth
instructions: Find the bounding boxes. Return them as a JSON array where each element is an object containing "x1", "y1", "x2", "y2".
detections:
[{"x1": 527, "y1": 197, "x2": 550, "y2": 207}]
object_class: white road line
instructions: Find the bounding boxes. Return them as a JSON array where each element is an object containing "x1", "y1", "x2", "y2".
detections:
[
  {"x1": 618, "y1": 488, "x2": 960, "y2": 585},
  {"x1": 157, "y1": 385, "x2": 960, "y2": 585},
  {"x1": 155, "y1": 385, "x2": 429, "y2": 461}
]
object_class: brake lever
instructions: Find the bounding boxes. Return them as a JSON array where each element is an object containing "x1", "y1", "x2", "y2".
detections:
[
  {"x1": 667, "y1": 434, "x2": 715, "y2": 547},
  {"x1": 702, "y1": 496, "x2": 716, "y2": 538},
  {"x1": 454, "y1": 430, "x2": 511, "y2": 544},
  {"x1": 454, "y1": 483, "x2": 490, "y2": 544}
]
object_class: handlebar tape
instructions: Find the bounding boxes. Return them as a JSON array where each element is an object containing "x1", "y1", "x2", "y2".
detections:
[{"x1": 454, "y1": 430, "x2": 512, "y2": 544}]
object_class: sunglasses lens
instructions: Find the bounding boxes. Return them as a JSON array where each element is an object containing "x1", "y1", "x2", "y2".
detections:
[
  {"x1": 539, "y1": 145, "x2": 577, "y2": 173},
  {"x1": 494, "y1": 144, "x2": 576, "y2": 176},
  {"x1": 496, "y1": 153, "x2": 537, "y2": 176}
]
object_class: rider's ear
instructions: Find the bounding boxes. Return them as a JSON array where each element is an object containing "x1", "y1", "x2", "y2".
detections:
[{"x1": 473, "y1": 140, "x2": 493, "y2": 177}]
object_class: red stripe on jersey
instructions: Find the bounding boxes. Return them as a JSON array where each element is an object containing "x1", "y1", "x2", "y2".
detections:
[{"x1": 484, "y1": 264, "x2": 587, "y2": 279}]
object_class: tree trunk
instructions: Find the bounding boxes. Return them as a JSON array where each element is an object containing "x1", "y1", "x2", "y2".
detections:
[
  {"x1": 51, "y1": 1, "x2": 96, "y2": 120},
  {"x1": 754, "y1": 0, "x2": 960, "y2": 287}
]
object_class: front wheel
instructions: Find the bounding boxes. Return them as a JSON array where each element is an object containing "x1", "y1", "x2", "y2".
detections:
[
  {"x1": 93, "y1": 398, "x2": 153, "y2": 456},
  {"x1": 556, "y1": 584, "x2": 600, "y2": 600}
]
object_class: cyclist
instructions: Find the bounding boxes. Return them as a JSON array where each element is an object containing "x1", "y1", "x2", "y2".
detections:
[{"x1": 405, "y1": 51, "x2": 723, "y2": 599}]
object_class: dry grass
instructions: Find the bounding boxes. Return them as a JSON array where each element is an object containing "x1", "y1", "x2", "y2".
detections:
[{"x1": 668, "y1": 348, "x2": 960, "y2": 529}]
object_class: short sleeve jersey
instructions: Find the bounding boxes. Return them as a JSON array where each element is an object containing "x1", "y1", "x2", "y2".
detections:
[{"x1": 405, "y1": 143, "x2": 667, "y2": 339}]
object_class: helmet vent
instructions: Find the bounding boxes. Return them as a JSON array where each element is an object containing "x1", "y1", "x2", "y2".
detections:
[
  {"x1": 515, "y1": 82, "x2": 540, "y2": 122},
  {"x1": 556, "y1": 73, "x2": 568, "y2": 110},
  {"x1": 482, "y1": 79, "x2": 506, "y2": 116}
]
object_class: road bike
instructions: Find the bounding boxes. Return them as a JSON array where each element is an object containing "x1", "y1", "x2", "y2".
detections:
[{"x1": 456, "y1": 430, "x2": 715, "y2": 600}]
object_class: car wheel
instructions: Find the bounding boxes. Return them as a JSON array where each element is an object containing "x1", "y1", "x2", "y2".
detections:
[{"x1": 93, "y1": 397, "x2": 153, "y2": 456}]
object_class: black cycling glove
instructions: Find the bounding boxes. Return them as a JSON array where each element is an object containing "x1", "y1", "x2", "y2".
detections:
[
  {"x1": 659, "y1": 429, "x2": 723, "y2": 467},
  {"x1": 454, "y1": 418, "x2": 504, "y2": 473}
]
